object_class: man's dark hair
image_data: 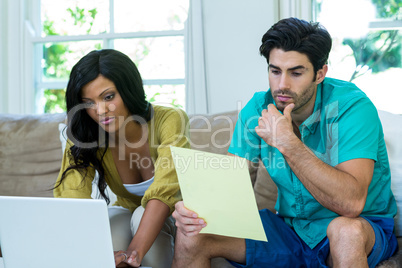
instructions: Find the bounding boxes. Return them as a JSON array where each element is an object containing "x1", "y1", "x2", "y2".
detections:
[{"x1": 260, "y1": 17, "x2": 332, "y2": 73}]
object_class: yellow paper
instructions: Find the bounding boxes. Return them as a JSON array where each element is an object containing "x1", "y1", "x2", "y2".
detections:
[{"x1": 170, "y1": 146, "x2": 267, "y2": 242}]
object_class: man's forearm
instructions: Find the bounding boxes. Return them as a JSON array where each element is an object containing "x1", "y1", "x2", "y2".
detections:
[{"x1": 279, "y1": 137, "x2": 369, "y2": 217}]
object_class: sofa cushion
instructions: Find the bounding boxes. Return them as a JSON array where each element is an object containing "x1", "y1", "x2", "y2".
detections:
[
  {"x1": 378, "y1": 110, "x2": 402, "y2": 236},
  {"x1": 0, "y1": 113, "x2": 66, "y2": 197},
  {"x1": 254, "y1": 160, "x2": 277, "y2": 212},
  {"x1": 188, "y1": 110, "x2": 238, "y2": 155}
]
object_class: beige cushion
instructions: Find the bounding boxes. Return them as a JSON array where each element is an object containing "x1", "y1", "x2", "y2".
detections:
[
  {"x1": 378, "y1": 110, "x2": 402, "y2": 236},
  {"x1": 254, "y1": 160, "x2": 277, "y2": 212},
  {"x1": 0, "y1": 113, "x2": 66, "y2": 197},
  {"x1": 188, "y1": 110, "x2": 238, "y2": 155}
]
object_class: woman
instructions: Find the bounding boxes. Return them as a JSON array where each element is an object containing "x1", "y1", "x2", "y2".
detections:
[{"x1": 54, "y1": 49, "x2": 190, "y2": 267}]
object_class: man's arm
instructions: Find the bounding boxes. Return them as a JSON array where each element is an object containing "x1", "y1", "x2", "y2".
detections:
[
  {"x1": 256, "y1": 104, "x2": 373, "y2": 217},
  {"x1": 283, "y1": 140, "x2": 373, "y2": 217}
]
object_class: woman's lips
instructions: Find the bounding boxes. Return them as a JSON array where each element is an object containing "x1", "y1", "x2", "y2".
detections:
[{"x1": 100, "y1": 117, "x2": 115, "y2": 125}]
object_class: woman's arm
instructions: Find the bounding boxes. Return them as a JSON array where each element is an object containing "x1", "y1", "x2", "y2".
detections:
[
  {"x1": 116, "y1": 107, "x2": 190, "y2": 266},
  {"x1": 122, "y1": 199, "x2": 170, "y2": 266},
  {"x1": 53, "y1": 140, "x2": 94, "y2": 198}
]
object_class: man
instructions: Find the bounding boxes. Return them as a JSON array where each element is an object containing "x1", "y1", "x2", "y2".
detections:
[{"x1": 172, "y1": 17, "x2": 397, "y2": 267}]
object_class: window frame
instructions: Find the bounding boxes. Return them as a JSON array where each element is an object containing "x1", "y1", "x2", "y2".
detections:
[{"x1": 27, "y1": 0, "x2": 186, "y2": 113}]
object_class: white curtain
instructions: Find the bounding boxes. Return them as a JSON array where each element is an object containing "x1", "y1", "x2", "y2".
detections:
[{"x1": 184, "y1": 0, "x2": 209, "y2": 115}]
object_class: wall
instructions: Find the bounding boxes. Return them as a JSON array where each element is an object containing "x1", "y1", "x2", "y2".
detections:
[
  {"x1": 0, "y1": 0, "x2": 7, "y2": 113},
  {"x1": 0, "y1": 0, "x2": 29, "y2": 114},
  {"x1": 202, "y1": 0, "x2": 277, "y2": 114}
]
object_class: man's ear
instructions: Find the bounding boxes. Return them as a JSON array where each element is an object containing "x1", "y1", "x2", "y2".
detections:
[{"x1": 315, "y1": 64, "x2": 328, "y2": 84}]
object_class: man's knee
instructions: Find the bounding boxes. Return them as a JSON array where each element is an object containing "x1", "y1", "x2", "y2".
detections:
[
  {"x1": 327, "y1": 216, "x2": 375, "y2": 256},
  {"x1": 176, "y1": 231, "x2": 204, "y2": 254},
  {"x1": 327, "y1": 217, "x2": 368, "y2": 242},
  {"x1": 177, "y1": 232, "x2": 228, "y2": 262}
]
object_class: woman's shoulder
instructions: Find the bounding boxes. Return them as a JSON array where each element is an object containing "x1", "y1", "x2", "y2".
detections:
[
  {"x1": 64, "y1": 138, "x2": 107, "y2": 160},
  {"x1": 152, "y1": 105, "x2": 189, "y2": 124}
]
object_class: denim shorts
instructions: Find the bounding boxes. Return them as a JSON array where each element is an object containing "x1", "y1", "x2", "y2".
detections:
[{"x1": 229, "y1": 209, "x2": 398, "y2": 268}]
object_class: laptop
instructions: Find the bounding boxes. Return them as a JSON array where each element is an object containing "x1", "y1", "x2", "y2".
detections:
[{"x1": 0, "y1": 196, "x2": 115, "y2": 268}]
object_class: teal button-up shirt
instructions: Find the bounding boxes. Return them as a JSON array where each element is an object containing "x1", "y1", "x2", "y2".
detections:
[{"x1": 229, "y1": 77, "x2": 397, "y2": 248}]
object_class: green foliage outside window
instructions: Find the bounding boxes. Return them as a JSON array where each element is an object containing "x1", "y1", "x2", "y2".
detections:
[
  {"x1": 42, "y1": 6, "x2": 98, "y2": 113},
  {"x1": 344, "y1": 31, "x2": 401, "y2": 81},
  {"x1": 372, "y1": 0, "x2": 402, "y2": 19},
  {"x1": 43, "y1": 18, "x2": 70, "y2": 80},
  {"x1": 66, "y1": 7, "x2": 98, "y2": 34},
  {"x1": 342, "y1": 0, "x2": 401, "y2": 81},
  {"x1": 44, "y1": 89, "x2": 66, "y2": 112}
]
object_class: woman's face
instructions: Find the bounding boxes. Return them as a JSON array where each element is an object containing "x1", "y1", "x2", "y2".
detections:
[{"x1": 81, "y1": 75, "x2": 131, "y2": 134}]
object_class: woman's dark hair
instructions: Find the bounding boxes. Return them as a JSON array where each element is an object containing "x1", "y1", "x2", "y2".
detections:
[
  {"x1": 259, "y1": 17, "x2": 332, "y2": 74},
  {"x1": 57, "y1": 49, "x2": 151, "y2": 203}
]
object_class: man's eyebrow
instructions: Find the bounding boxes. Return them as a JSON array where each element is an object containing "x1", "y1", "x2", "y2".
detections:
[
  {"x1": 268, "y1": 64, "x2": 307, "y2": 71},
  {"x1": 288, "y1": 65, "x2": 307, "y2": 71},
  {"x1": 268, "y1": 64, "x2": 280, "y2": 69}
]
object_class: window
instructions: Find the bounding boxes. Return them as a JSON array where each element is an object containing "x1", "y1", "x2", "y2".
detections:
[
  {"x1": 314, "y1": 0, "x2": 402, "y2": 114},
  {"x1": 33, "y1": 0, "x2": 188, "y2": 113}
]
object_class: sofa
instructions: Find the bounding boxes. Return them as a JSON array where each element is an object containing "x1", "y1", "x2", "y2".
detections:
[{"x1": 0, "y1": 109, "x2": 401, "y2": 267}]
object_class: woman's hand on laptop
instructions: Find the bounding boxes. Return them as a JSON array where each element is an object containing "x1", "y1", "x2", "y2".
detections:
[
  {"x1": 114, "y1": 250, "x2": 142, "y2": 267},
  {"x1": 172, "y1": 201, "x2": 207, "y2": 236},
  {"x1": 114, "y1": 250, "x2": 129, "y2": 267}
]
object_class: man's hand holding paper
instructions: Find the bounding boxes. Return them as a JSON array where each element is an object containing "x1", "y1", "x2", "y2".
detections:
[
  {"x1": 172, "y1": 201, "x2": 206, "y2": 236},
  {"x1": 170, "y1": 146, "x2": 267, "y2": 242}
]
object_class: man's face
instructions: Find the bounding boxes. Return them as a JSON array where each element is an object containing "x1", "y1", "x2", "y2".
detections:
[{"x1": 268, "y1": 48, "x2": 324, "y2": 114}]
